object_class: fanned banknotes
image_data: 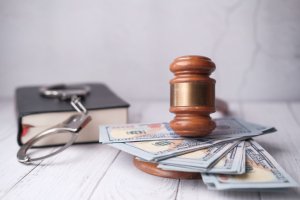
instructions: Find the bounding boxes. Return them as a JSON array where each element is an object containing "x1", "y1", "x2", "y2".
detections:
[
  {"x1": 99, "y1": 117, "x2": 298, "y2": 191},
  {"x1": 158, "y1": 141, "x2": 239, "y2": 169},
  {"x1": 202, "y1": 140, "x2": 298, "y2": 190},
  {"x1": 109, "y1": 138, "x2": 237, "y2": 161},
  {"x1": 158, "y1": 141, "x2": 246, "y2": 174},
  {"x1": 99, "y1": 118, "x2": 275, "y2": 143},
  {"x1": 105, "y1": 118, "x2": 274, "y2": 161}
]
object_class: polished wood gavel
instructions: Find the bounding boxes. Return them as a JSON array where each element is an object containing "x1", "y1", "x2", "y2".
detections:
[{"x1": 169, "y1": 55, "x2": 216, "y2": 137}]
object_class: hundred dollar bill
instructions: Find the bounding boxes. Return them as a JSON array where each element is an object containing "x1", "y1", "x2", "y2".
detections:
[
  {"x1": 100, "y1": 122, "x2": 178, "y2": 143},
  {"x1": 158, "y1": 141, "x2": 239, "y2": 169},
  {"x1": 205, "y1": 118, "x2": 275, "y2": 139},
  {"x1": 158, "y1": 141, "x2": 246, "y2": 174},
  {"x1": 109, "y1": 137, "x2": 240, "y2": 161},
  {"x1": 207, "y1": 141, "x2": 246, "y2": 174},
  {"x1": 99, "y1": 118, "x2": 275, "y2": 143},
  {"x1": 202, "y1": 140, "x2": 298, "y2": 190}
]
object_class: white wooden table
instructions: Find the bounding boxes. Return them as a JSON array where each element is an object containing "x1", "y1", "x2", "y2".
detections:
[{"x1": 0, "y1": 99, "x2": 300, "y2": 200}]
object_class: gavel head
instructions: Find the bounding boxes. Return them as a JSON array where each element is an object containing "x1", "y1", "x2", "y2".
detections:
[{"x1": 169, "y1": 55, "x2": 216, "y2": 137}]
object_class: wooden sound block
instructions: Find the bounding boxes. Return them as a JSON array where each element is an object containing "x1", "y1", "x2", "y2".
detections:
[{"x1": 133, "y1": 157, "x2": 201, "y2": 179}]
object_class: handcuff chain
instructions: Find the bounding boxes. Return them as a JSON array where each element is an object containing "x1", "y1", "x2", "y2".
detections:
[{"x1": 70, "y1": 96, "x2": 88, "y2": 114}]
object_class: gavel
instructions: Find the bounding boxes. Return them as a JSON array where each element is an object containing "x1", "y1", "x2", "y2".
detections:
[
  {"x1": 134, "y1": 55, "x2": 224, "y2": 179},
  {"x1": 169, "y1": 55, "x2": 216, "y2": 137}
]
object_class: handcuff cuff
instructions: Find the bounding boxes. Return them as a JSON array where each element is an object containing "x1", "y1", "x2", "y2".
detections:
[{"x1": 17, "y1": 84, "x2": 92, "y2": 164}]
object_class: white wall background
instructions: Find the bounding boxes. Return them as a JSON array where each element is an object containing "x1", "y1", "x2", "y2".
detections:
[{"x1": 1, "y1": 0, "x2": 300, "y2": 101}]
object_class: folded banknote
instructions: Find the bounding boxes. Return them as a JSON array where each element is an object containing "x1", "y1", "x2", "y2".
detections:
[
  {"x1": 105, "y1": 118, "x2": 275, "y2": 161},
  {"x1": 158, "y1": 141, "x2": 246, "y2": 174},
  {"x1": 201, "y1": 140, "x2": 298, "y2": 190},
  {"x1": 99, "y1": 117, "x2": 275, "y2": 144},
  {"x1": 109, "y1": 138, "x2": 235, "y2": 161},
  {"x1": 158, "y1": 140, "x2": 239, "y2": 169},
  {"x1": 108, "y1": 129, "x2": 265, "y2": 162}
]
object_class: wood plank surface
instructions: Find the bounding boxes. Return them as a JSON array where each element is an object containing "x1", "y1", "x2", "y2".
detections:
[
  {"x1": 90, "y1": 152, "x2": 179, "y2": 200},
  {"x1": 3, "y1": 144, "x2": 119, "y2": 200},
  {"x1": 0, "y1": 100, "x2": 44, "y2": 199},
  {"x1": 241, "y1": 102, "x2": 300, "y2": 200},
  {"x1": 0, "y1": 100, "x2": 299, "y2": 200},
  {"x1": 289, "y1": 102, "x2": 300, "y2": 125}
]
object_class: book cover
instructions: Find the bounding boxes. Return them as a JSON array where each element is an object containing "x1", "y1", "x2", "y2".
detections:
[{"x1": 15, "y1": 83, "x2": 130, "y2": 147}]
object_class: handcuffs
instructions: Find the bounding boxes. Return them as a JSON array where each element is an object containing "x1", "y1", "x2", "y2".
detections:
[{"x1": 17, "y1": 84, "x2": 92, "y2": 164}]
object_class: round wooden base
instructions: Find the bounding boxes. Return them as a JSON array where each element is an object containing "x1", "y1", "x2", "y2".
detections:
[{"x1": 133, "y1": 157, "x2": 201, "y2": 179}]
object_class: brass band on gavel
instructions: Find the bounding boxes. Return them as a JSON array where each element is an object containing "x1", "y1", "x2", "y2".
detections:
[{"x1": 169, "y1": 55, "x2": 216, "y2": 137}]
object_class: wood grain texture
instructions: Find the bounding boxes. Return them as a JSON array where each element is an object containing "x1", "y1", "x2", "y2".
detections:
[
  {"x1": 241, "y1": 102, "x2": 300, "y2": 200},
  {"x1": 0, "y1": 134, "x2": 42, "y2": 199},
  {"x1": 289, "y1": 102, "x2": 300, "y2": 125},
  {"x1": 2, "y1": 144, "x2": 119, "y2": 200},
  {"x1": 177, "y1": 179, "x2": 260, "y2": 200},
  {"x1": 0, "y1": 100, "x2": 44, "y2": 199},
  {"x1": 90, "y1": 152, "x2": 179, "y2": 200},
  {"x1": 133, "y1": 157, "x2": 201, "y2": 179},
  {"x1": 0, "y1": 100, "x2": 300, "y2": 200},
  {"x1": 0, "y1": 99, "x2": 120, "y2": 200}
]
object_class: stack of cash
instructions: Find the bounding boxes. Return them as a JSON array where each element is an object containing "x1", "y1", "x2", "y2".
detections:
[{"x1": 99, "y1": 117, "x2": 298, "y2": 190}]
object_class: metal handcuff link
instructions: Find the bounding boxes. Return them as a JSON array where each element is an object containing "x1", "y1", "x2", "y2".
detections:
[{"x1": 17, "y1": 84, "x2": 92, "y2": 164}]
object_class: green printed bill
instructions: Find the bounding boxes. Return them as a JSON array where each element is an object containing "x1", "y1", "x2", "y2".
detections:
[
  {"x1": 109, "y1": 137, "x2": 245, "y2": 162},
  {"x1": 158, "y1": 140, "x2": 240, "y2": 169},
  {"x1": 201, "y1": 140, "x2": 298, "y2": 190},
  {"x1": 157, "y1": 141, "x2": 246, "y2": 174},
  {"x1": 99, "y1": 117, "x2": 275, "y2": 144}
]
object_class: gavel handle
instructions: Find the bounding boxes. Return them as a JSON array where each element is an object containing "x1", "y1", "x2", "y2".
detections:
[{"x1": 215, "y1": 98, "x2": 230, "y2": 116}]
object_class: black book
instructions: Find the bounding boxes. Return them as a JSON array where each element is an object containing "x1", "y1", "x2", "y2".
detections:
[{"x1": 16, "y1": 83, "x2": 129, "y2": 147}]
